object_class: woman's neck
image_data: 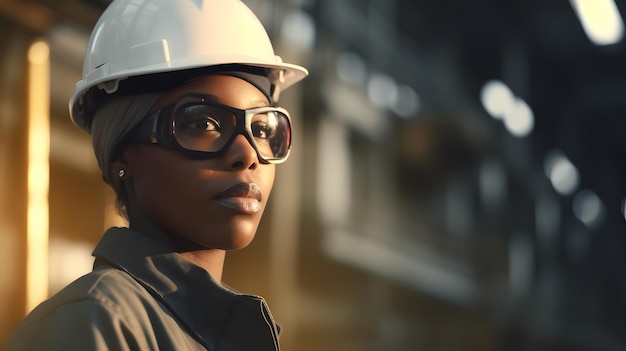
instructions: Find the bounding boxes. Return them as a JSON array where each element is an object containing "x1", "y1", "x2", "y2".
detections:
[
  {"x1": 128, "y1": 215, "x2": 226, "y2": 283},
  {"x1": 178, "y1": 249, "x2": 226, "y2": 282}
]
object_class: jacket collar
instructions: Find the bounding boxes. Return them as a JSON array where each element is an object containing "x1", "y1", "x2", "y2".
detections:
[{"x1": 92, "y1": 227, "x2": 271, "y2": 350}]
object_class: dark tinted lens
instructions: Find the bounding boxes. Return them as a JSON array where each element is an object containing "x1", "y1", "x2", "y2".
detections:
[
  {"x1": 250, "y1": 110, "x2": 291, "y2": 159},
  {"x1": 173, "y1": 104, "x2": 236, "y2": 152}
]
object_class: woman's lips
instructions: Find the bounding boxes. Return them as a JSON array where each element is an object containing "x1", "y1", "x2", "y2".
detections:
[{"x1": 215, "y1": 183, "x2": 263, "y2": 213}]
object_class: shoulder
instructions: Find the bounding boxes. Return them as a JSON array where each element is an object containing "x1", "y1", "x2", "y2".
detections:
[
  {"x1": 5, "y1": 267, "x2": 157, "y2": 350},
  {"x1": 34, "y1": 266, "x2": 150, "y2": 320}
]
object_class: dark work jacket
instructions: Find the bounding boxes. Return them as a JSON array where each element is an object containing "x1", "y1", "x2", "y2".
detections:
[{"x1": 5, "y1": 227, "x2": 281, "y2": 350}]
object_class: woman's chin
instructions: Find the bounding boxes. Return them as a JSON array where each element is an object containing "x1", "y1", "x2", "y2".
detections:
[
  {"x1": 222, "y1": 219, "x2": 260, "y2": 250},
  {"x1": 194, "y1": 227, "x2": 258, "y2": 251},
  {"x1": 221, "y1": 228, "x2": 258, "y2": 251}
]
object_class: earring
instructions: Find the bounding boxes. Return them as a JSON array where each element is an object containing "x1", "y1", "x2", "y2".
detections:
[{"x1": 118, "y1": 169, "x2": 125, "y2": 178}]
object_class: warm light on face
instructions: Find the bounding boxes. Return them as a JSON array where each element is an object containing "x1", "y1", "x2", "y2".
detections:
[{"x1": 26, "y1": 39, "x2": 50, "y2": 313}]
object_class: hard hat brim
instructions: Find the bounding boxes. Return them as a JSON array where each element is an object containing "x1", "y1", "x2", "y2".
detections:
[{"x1": 69, "y1": 60, "x2": 308, "y2": 133}]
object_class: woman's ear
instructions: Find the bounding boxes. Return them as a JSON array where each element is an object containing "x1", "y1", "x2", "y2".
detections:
[
  {"x1": 111, "y1": 143, "x2": 141, "y2": 181},
  {"x1": 110, "y1": 144, "x2": 134, "y2": 181},
  {"x1": 111, "y1": 157, "x2": 130, "y2": 181}
]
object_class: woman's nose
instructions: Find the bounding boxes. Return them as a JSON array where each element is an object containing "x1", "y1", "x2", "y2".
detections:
[{"x1": 223, "y1": 134, "x2": 259, "y2": 171}]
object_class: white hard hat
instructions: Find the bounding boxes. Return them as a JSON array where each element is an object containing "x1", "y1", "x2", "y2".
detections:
[{"x1": 69, "y1": 0, "x2": 308, "y2": 132}]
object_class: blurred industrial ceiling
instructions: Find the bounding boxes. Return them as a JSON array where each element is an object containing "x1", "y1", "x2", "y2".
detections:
[{"x1": 1, "y1": 0, "x2": 625, "y2": 216}]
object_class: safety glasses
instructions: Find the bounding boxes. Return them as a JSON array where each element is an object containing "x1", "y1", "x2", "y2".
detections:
[{"x1": 129, "y1": 94, "x2": 292, "y2": 164}]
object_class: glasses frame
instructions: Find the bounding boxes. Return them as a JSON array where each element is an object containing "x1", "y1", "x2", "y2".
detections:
[{"x1": 129, "y1": 94, "x2": 292, "y2": 164}]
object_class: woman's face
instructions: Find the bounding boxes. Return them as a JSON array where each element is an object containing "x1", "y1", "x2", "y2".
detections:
[{"x1": 122, "y1": 74, "x2": 276, "y2": 250}]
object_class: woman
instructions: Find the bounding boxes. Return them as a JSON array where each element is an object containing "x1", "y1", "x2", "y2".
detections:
[{"x1": 5, "y1": 0, "x2": 307, "y2": 350}]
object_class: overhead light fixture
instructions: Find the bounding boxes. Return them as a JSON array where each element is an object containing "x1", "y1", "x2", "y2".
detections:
[
  {"x1": 570, "y1": 0, "x2": 624, "y2": 45},
  {"x1": 480, "y1": 80, "x2": 534, "y2": 137},
  {"x1": 280, "y1": 10, "x2": 316, "y2": 53},
  {"x1": 572, "y1": 190, "x2": 605, "y2": 228},
  {"x1": 544, "y1": 149, "x2": 579, "y2": 196}
]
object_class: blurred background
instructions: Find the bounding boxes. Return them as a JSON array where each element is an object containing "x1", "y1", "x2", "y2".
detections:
[{"x1": 1, "y1": 0, "x2": 626, "y2": 350}]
